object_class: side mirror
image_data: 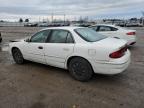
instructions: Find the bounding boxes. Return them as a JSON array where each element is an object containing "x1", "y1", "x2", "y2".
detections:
[{"x1": 25, "y1": 38, "x2": 30, "y2": 42}]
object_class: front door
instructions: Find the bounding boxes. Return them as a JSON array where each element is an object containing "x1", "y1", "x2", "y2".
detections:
[{"x1": 22, "y1": 30, "x2": 51, "y2": 64}]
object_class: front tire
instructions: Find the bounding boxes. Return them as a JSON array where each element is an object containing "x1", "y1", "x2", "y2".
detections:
[
  {"x1": 0, "y1": 38, "x2": 2, "y2": 43},
  {"x1": 12, "y1": 48, "x2": 25, "y2": 64},
  {"x1": 68, "y1": 57, "x2": 93, "y2": 81}
]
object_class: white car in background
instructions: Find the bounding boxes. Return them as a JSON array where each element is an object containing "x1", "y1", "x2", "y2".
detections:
[
  {"x1": 89, "y1": 24, "x2": 136, "y2": 45},
  {"x1": 9, "y1": 27, "x2": 130, "y2": 81}
]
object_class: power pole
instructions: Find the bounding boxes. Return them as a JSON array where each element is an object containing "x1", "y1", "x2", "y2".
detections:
[
  {"x1": 39, "y1": 16, "x2": 40, "y2": 23},
  {"x1": 64, "y1": 14, "x2": 66, "y2": 24},
  {"x1": 51, "y1": 13, "x2": 54, "y2": 23},
  {"x1": 141, "y1": 11, "x2": 144, "y2": 26},
  {"x1": 43, "y1": 17, "x2": 44, "y2": 22}
]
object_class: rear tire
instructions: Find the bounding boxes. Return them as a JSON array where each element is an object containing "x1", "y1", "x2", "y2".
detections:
[
  {"x1": 68, "y1": 57, "x2": 93, "y2": 81},
  {"x1": 12, "y1": 48, "x2": 25, "y2": 64}
]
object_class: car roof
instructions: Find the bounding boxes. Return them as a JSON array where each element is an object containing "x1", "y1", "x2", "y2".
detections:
[
  {"x1": 41, "y1": 26, "x2": 84, "y2": 31},
  {"x1": 91, "y1": 24, "x2": 117, "y2": 27}
]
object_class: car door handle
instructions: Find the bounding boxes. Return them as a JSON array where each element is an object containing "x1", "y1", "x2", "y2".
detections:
[
  {"x1": 63, "y1": 48, "x2": 69, "y2": 51},
  {"x1": 38, "y1": 46, "x2": 43, "y2": 49}
]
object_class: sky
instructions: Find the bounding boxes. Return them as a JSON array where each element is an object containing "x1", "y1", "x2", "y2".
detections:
[{"x1": 0, "y1": 0, "x2": 144, "y2": 21}]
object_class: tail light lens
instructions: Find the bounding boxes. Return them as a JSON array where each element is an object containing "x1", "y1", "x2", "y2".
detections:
[
  {"x1": 109, "y1": 46, "x2": 127, "y2": 58},
  {"x1": 126, "y1": 32, "x2": 135, "y2": 35}
]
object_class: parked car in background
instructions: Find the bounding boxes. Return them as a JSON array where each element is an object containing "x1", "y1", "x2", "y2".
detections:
[
  {"x1": 0, "y1": 32, "x2": 2, "y2": 43},
  {"x1": 38, "y1": 22, "x2": 49, "y2": 27},
  {"x1": 89, "y1": 24, "x2": 136, "y2": 45},
  {"x1": 9, "y1": 27, "x2": 130, "y2": 81},
  {"x1": 125, "y1": 22, "x2": 143, "y2": 27},
  {"x1": 24, "y1": 23, "x2": 38, "y2": 27}
]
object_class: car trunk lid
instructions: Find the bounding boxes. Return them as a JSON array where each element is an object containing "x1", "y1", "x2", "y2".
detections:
[{"x1": 90, "y1": 37, "x2": 127, "y2": 61}]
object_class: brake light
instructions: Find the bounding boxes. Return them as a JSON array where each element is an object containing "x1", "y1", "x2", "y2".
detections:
[
  {"x1": 109, "y1": 46, "x2": 127, "y2": 58},
  {"x1": 126, "y1": 32, "x2": 135, "y2": 35}
]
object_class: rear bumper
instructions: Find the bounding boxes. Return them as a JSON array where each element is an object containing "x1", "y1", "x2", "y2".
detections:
[{"x1": 91, "y1": 50, "x2": 131, "y2": 75}]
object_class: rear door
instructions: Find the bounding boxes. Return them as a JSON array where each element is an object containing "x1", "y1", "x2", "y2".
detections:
[{"x1": 44, "y1": 29, "x2": 75, "y2": 68}]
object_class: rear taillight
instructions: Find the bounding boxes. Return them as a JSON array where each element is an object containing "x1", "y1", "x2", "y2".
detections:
[
  {"x1": 109, "y1": 46, "x2": 127, "y2": 59},
  {"x1": 126, "y1": 32, "x2": 135, "y2": 35}
]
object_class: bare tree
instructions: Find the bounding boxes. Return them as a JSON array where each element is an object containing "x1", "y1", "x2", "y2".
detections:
[
  {"x1": 25, "y1": 19, "x2": 29, "y2": 22},
  {"x1": 19, "y1": 18, "x2": 23, "y2": 23}
]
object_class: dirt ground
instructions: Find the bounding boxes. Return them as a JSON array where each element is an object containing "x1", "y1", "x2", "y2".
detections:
[{"x1": 0, "y1": 27, "x2": 144, "y2": 108}]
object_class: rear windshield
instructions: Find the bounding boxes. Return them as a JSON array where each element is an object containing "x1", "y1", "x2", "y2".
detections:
[{"x1": 74, "y1": 28, "x2": 107, "y2": 42}]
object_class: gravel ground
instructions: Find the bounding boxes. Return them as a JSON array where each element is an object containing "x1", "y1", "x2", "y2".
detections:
[{"x1": 0, "y1": 27, "x2": 144, "y2": 108}]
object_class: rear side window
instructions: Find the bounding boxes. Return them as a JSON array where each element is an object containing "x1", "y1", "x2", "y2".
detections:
[
  {"x1": 66, "y1": 33, "x2": 74, "y2": 43},
  {"x1": 48, "y1": 30, "x2": 74, "y2": 43}
]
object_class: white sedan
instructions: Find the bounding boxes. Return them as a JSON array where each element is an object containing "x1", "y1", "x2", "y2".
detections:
[
  {"x1": 89, "y1": 24, "x2": 136, "y2": 45},
  {"x1": 9, "y1": 27, "x2": 131, "y2": 81}
]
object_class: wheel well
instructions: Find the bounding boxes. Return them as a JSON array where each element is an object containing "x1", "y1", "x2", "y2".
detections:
[
  {"x1": 67, "y1": 56, "x2": 94, "y2": 71},
  {"x1": 11, "y1": 47, "x2": 19, "y2": 53}
]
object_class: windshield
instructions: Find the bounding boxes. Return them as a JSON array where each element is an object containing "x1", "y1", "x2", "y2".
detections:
[{"x1": 74, "y1": 28, "x2": 107, "y2": 42}]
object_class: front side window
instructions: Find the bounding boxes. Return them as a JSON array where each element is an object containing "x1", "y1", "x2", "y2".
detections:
[
  {"x1": 30, "y1": 30, "x2": 50, "y2": 43},
  {"x1": 90, "y1": 26, "x2": 98, "y2": 31},
  {"x1": 74, "y1": 28, "x2": 107, "y2": 42},
  {"x1": 48, "y1": 30, "x2": 74, "y2": 43},
  {"x1": 98, "y1": 26, "x2": 118, "y2": 31}
]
